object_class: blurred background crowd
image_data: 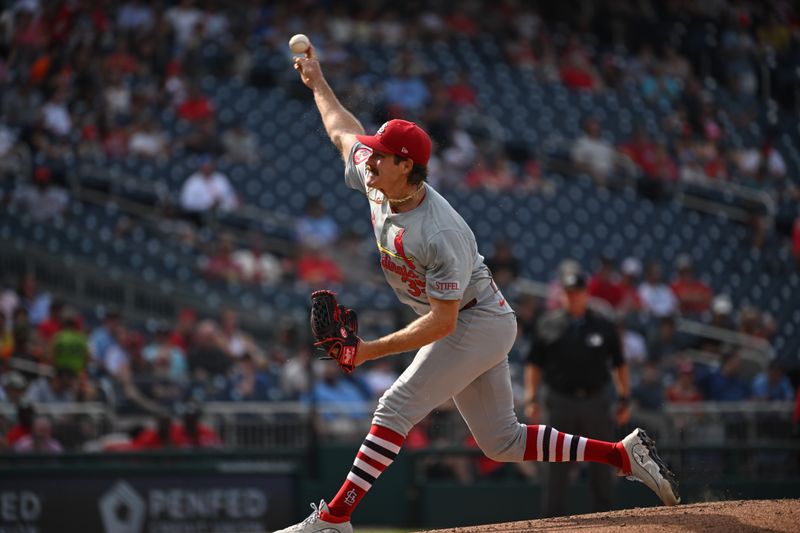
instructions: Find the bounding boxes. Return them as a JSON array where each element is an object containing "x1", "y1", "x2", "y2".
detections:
[{"x1": 0, "y1": 0, "x2": 799, "y2": 462}]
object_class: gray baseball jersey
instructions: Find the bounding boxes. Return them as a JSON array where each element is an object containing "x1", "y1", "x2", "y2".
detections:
[
  {"x1": 345, "y1": 142, "x2": 512, "y2": 317},
  {"x1": 344, "y1": 141, "x2": 530, "y2": 463}
]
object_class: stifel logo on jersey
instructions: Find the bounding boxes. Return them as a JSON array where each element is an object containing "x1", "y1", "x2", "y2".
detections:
[{"x1": 435, "y1": 281, "x2": 460, "y2": 291}]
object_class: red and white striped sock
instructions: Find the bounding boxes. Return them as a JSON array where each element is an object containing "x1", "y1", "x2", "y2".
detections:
[
  {"x1": 321, "y1": 424, "x2": 404, "y2": 522},
  {"x1": 523, "y1": 424, "x2": 630, "y2": 472}
]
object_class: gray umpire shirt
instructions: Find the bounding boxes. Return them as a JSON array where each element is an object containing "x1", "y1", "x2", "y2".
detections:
[{"x1": 345, "y1": 142, "x2": 512, "y2": 316}]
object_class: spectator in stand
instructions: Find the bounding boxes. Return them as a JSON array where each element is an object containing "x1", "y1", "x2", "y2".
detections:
[
  {"x1": 464, "y1": 153, "x2": 516, "y2": 191},
  {"x1": 0, "y1": 273, "x2": 50, "y2": 326},
  {"x1": 5, "y1": 402, "x2": 35, "y2": 447},
  {"x1": 7, "y1": 309, "x2": 45, "y2": 380},
  {"x1": 232, "y1": 233, "x2": 284, "y2": 285},
  {"x1": 37, "y1": 298, "x2": 65, "y2": 342},
  {"x1": 383, "y1": 61, "x2": 430, "y2": 115},
  {"x1": 638, "y1": 261, "x2": 678, "y2": 318},
  {"x1": 793, "y1": 217, "x2": 800, "y2": 271},
  {"x1": 436, "y1": 126, "x2": 477, "y2": 188},
  {"x1": 305, "y1": 361, "x2": 371, "y2": 437},
  {"x1": 105, "y1": 37, "x2": 142, "y2": 77},
  {"x1": 631, "y1": 361, "x2": 668, "y2": 439},
  {"x1": 296, "y1": 246, "x2": 344, "y2": 287},
  {"x1": 187, "y1": 320, "x2": 232, "y2": 380},
  {"x1": 620, "y1": 320, "x2": 648, "y2": 370},
  {"x1": 143, "y1": 322, "x2": 188, "y2": 384},
  {"x1": 737, "y1": 305, "x2": 767, "y2": 338},
  {"x1": 40, "y1": 88, "x2": 72, "y2": 139},
  {"x1": 281, "y1": 345, "x2": 312, "y2": 401},
  {"x1": 670, "y1": 255, "x2": 712, "y2": 317},
  {"x1": 103, "y1": 324, "x2": 131, "y2": 382},
  {"x1": 699, "y1": 352, "x2": 750, "y2": 402},
  {"x1": 201, "y1": 233, "x2": 242, "y2": 283},
  {"x1": 646, "y1": 315, "x2": 686, "y2": 363},
  {"x1": 0, "y1": 371, "x2": 27, "y2": 405},
  {"x1": 735, "y1": 139, "x2": 787, "y2": 182},
  {"x1": 640, "y1": 63, "x2": 681, "y2": 111},
  {"x1": 545, "y1": 259, "x2": 582, "y2": 311},
  {"x1": 128, "y1": 117, "x2": 169, "y2": 159},
  {"x1": 137, "y1": 351, "x2": 186, "y2": 411},
  {"x1": 99, "y1": 114, "x2": 131, "y2": 160},
  {"x1": 13, "y1": 416, "x2": 62, "y2": 454},
  {"x1": 708, "y1": 295, "x2": 735, "y2": 330},
  {"x1": 117, "y1": 0, "x2": 156, "y2": 33},
  {"x1": 619, "y1": 126, "x2": 659, "y2": 178},
  {"x1": 0, "y1": 311, "x2": 11, "y2": 359},
  {"x1": 751, "y1": 361, "x2": 794, "y2": 402},
  {"x1": 169, "y1": 308, "x2": 197, "y2": 352},
  {"x1": 220, "y1": 309, "x2": 264, "y2": 362},
  {"x1": 486, "y1": 240, "x2": 520, "y2": 289},
  {"x1": 517, "y1": 158, "x2": 555, "y2": 194},
  {"x1": 446, "y1": 70, "x2": 477, "y2": 107},
  {"x1": 571, "y1": 117, "x2": 627, "y2": 187},
  {"x1": 618, "y1": 257, "x2": 643, "y2": 315},
  {"x1": 133, "y1": 406, "x2": 222, "y2": 449},
  {"x1": 23, "y1": 368, "x2": 78, "y2": 404},
  {"x1": 362, "y1": 359, "x2": 399, "y2": 399},
  {"x1": 179, "y1": 156, "x2": 238, "y2": 216},
  {"x1": 294, "y1": 197, "x2": 340, "y2": 251},
  {"x1": 665, "y1": 360, "x2": 703, "y2": 403},
  {"x1": 559, "y1": 37, "x2": 601, "y2": 91},
  {"x1": 48, "y1": 307, "x2": 89, "y2": 377},
  {"x1": 587, "y1": 256, "x2": 624, "y2": 309},
  {"x1": 132, "y1": 415, "x2": 182, "y2": 449},
  {"x1": 104, "y1": 71, "x2": 133, "y2": 122},
  {"x1": 11, "y1": 166, "x2": 69, "y2": 223},
  {"x1": 177, "y1": 83, "x2": 214, "y2": 122},
  {"x1": 180, "y1": 118, "x2": 224, "y2": 155},
  {"x1": 174, "y1": 403, "x2": 223, "y2": 448},
  {"x1": 226, "y1": 352, "x2": 281, "y2": 402},
  {"x1": 638, "y1": 141, "x2": 679, "y2": 201},
  {"x1": 221, "y1": 123, "x2": 259, "y2": 165},
  {"x1": 165, "y1": 0, "x2": 204, "y2": 51},
  {"x1": 89, "y1": 307, "x2": 121, "y2": 376}
]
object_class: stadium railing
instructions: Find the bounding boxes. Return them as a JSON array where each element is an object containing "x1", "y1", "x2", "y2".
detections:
[{"x1": 2, "y1": 400, "x2": 792, "y2": 452}]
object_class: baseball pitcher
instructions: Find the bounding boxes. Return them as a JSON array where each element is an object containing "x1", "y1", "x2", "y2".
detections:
[{"x1": 275, "y1": 42, "x2": 680, "y2": 533}]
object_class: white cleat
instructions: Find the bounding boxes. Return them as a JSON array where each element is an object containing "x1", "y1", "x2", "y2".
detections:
[
  {"x1": 619, "y1": 428, "x2": 681, "y2": 506},
  {"x1": 272, "y1": 500, "x2": 353, "y2": 533}
]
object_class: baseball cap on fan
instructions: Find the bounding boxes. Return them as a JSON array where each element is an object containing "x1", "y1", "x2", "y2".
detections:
[{"x1": 356, "y1": 119, "x2": 432, "y2": 166}]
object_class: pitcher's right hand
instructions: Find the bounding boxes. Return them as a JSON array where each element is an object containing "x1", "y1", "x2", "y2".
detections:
[{"x1": 293, "y1": 43, "x2": 324, "y2": 90}]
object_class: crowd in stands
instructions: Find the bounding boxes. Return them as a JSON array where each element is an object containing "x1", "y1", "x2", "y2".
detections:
[
  {"x1": 0, "y1": 0, "x2": 799, "y2": 452},
  {"x1": 0, "y1": 258, "x2": 796, "y2": 452}
]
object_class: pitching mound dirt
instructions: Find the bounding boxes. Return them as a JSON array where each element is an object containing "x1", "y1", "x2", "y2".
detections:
[{"x1": 417, "y1": 499, "x2": 800, "y2": 533}]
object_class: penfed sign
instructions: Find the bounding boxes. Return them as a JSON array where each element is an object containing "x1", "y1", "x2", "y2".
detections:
[{"x1": 0, "y1": 470, "x2": 294, "y2": 533}]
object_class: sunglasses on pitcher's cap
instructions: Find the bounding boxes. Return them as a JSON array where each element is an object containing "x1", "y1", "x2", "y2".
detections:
[{"x1": 356, "y1": 119, "x2": 432, "y2": 166}]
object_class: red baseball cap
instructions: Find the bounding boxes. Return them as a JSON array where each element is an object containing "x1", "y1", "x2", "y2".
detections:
[{"x1": 356, "y1": 119, "x2": 432, "y2": 166}]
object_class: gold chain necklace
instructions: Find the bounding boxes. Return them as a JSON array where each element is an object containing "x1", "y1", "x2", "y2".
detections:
[{"x1": 367, "y1": 183, "x2": 424, "y2": 205}]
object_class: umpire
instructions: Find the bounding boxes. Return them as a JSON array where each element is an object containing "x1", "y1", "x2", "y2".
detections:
[{"x1": 524, "y1": 269, "x2": 631, "y2": 517}]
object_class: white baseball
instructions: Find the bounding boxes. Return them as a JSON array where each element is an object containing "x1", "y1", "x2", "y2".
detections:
[{"x1": 289, "y1": 34, "x2": 310, "y2": 54}]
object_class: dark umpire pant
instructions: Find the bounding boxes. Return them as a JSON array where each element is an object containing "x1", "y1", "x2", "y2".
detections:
[{"x1": 542, "y1": 387, "x2": 615, "y2": 517}]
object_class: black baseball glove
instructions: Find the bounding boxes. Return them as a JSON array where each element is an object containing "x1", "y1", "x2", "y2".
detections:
[{"x1": 310, "y1": 290, "x2": 360, "y2": 373}]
